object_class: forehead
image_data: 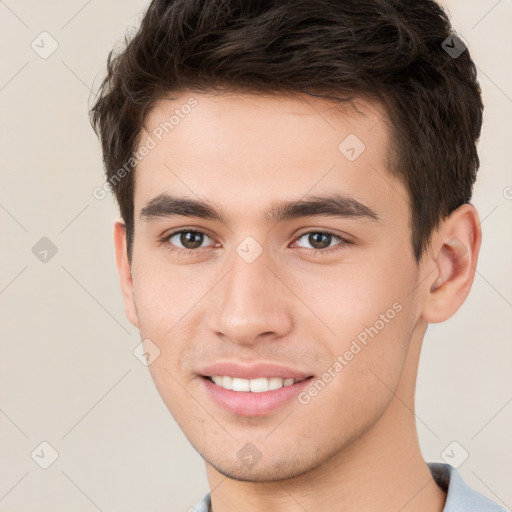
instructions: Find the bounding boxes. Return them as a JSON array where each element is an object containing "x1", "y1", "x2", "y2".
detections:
[
  {"x1": 142, "y1": 91, "x2": 388, "y2": 157},
  {"x1": 133, "y1": 91, "x2": 407, "y2": 225}
]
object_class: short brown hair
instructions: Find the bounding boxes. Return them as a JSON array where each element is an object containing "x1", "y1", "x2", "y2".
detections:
[{"x1": 89, "y1": 0, "x2": 483, "y2": 264}]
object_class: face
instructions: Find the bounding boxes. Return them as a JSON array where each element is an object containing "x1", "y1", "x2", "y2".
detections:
[{"x1": 120, "y1": 91, "x2": 427, "y2": 481}]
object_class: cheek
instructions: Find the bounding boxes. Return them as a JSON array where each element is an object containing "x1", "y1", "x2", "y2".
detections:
[
  {"x1": 292, "y1": 252, "x2": 415, "y2": 335},
  {"x1": 131, "y1": 256, "x2": 199, "y2": 331},
  {"x1": 301, "y1": 303, "x2": 413, "y2": 440},
  {"x1": 299, "y1": 251, "x2": 416, "y2": 390}
]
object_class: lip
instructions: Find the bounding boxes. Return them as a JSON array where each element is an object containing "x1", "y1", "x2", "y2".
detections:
[
  {"x1": 197, "y1": 361, "x2": 312, "y2": 380},
  {"x1": 199, "y1": 374, "x2": 314, "y2": 416}
]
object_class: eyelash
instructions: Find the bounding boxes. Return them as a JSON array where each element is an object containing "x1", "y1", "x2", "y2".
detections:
[{"x1": 158, "y1": 228, "x2": 352, "y2": 257}]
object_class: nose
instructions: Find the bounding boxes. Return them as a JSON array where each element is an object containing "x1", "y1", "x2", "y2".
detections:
[{"x1": 207, "y1": 252, "x2": 294, "y2": 346}]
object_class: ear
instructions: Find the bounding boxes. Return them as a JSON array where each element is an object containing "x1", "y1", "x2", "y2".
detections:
[
  {"x1": 113, "y1": 218, "x2": 139, "y2": 328},
  {"x1": 421, "y1": 203, "x2": 482, "y2": 324}
]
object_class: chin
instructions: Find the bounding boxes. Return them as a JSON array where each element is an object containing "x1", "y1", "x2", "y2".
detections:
[{"x1": 205, "y1": 451, "x2": 318, "y2": 483}]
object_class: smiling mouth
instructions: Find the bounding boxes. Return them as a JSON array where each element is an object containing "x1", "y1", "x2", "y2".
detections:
[{"x1": 202, "y1": 375, "x2": 314, "y2": 392}]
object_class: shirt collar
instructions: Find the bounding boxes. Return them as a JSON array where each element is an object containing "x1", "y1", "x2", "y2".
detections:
[{"x1": 428, "y1": 462, "x2": 506, "y2": 511}]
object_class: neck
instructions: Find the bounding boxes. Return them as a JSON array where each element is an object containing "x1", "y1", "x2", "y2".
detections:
[{"x1": 205, "y1": 323, "x2": 446, "y2": 512}]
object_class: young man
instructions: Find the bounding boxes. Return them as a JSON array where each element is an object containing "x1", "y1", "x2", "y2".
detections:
[{"x1": 90, "y1": 1, "x2": 505, "y2": 510}]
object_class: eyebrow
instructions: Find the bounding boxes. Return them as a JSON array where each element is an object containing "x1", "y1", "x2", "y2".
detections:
[{"x1": 139, "y1": 192, "x2": 380, "y2": 225}]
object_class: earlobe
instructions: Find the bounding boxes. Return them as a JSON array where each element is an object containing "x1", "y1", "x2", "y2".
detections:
[
  {"x1": 422, "y1": 204, "x2": 482, "y2": 324},
  {"x1": 113, "y1": 218, "x2": 139, "y2": 328}
]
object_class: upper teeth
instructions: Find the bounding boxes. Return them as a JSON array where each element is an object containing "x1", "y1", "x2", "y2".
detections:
[{"x1": 210, "y1": 376, "x2": 304, "y2": 392}]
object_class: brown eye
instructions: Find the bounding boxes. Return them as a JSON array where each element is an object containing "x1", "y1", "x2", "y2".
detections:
[
  {"x1": 167, "y1": 230, "x2": 212, "y2": 251},
  {"x1": 306, "y1": 232, "x2": 333, "y2": 250},
  {"x1": 295, "y1": 231, "x2": 346, "y2": 251}
]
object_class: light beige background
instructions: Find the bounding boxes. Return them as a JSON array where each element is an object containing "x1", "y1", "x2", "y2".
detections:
[{"x1": 0, "y1": 0, "x2": 511, "y2": 510}]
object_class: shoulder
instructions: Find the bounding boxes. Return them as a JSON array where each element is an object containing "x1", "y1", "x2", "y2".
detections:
[
  {"x1": 191, "y1": 491, "x2": 211, "y2": 512},
  {"x1": 428, "y1": 462, "x2": 507, "y2": 512}
]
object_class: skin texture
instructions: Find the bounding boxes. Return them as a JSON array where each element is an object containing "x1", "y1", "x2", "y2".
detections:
[{"x1": 113, "y1": 91, "x2": 481, "y2": 512}]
